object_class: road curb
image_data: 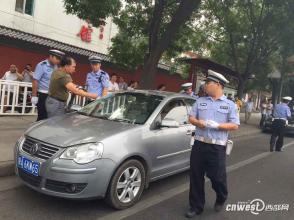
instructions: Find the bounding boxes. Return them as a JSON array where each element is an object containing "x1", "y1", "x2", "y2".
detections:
[{"x1": 0, "y1": 161, "x2": 15, "y2": 177}]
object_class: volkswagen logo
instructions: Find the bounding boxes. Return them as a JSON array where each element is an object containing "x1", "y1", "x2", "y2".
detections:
[{"x1": 30, "y1": 143, "x2": 40, "y2": 155}]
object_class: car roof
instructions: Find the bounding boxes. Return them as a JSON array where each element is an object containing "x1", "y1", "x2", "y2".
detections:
[{"x1": 120, "y1": 90, "x2": 196, "y2": 100}]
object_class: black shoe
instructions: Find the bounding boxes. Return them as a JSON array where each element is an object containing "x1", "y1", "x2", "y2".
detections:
[
  {"x1": 276, "y1": 149, "x2": 284, "y2": 152},
  {"x1": 270, "y1": 146, "x2": 274, "y2": 152},
  {"x1": 185, "y1": 208, "x2": 203, "y2": 218},
  {"x1": 214, "y1": 202, "x2": 225, "y2": 212}
]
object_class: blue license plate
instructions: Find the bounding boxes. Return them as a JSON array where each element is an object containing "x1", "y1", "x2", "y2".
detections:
[{"x1": 18, "y1": 156, "x2": 40, "y2": 176}]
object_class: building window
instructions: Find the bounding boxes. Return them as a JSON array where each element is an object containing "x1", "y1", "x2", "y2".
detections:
[{"x1": 15, "y1": 0, "x2": 34, "y2": 16}]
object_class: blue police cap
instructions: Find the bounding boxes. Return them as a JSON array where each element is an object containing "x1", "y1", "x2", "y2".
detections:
[
  {"x1": 89, "y1": 55, "x2": 102, "y2": 64},
  {"x1": 49, "y1": 49, "x2": 65, "y2": 58}
]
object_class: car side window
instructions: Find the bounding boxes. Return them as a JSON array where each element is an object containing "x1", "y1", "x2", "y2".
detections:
[
  {"x1": 153, "y1": 100, "x2": 189, "y2": 128},
  {"x1": 184, "y1": 98, "x2": 196, "y2": 115}
]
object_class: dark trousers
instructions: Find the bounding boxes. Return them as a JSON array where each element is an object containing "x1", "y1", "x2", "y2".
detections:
[
  {"x1": 270, "y1": 119, "x2": 286, "y2": 151},
  {"x1": 37, "y1": 92, "x2": 48, "y2": 121},
  {"x1": 189, "y1": 140, "x2": 227, "y2": 212},
  {"x1": 260, "y1": 113, "x2": 266, "y2": 127}
]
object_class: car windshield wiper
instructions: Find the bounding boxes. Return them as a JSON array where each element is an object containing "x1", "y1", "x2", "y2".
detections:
[
  {"x1": 92, "y1": 115, "x2": 110, "y2": 120},
  {"x1": 111, "y1": 118, "x2": 138, "y2": 124},
  {"x1": 77, "y1": 111, "x2": 89, "y2": 116}
]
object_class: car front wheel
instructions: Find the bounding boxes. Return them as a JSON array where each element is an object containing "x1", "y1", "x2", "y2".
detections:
[{"x1": 106, "y1": 159, "x2": 146, "y2": 209}]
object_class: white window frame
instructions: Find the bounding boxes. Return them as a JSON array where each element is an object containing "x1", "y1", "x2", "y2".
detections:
[{"x1": 15, "y1": 0, "x2": 35, "y2": 16}]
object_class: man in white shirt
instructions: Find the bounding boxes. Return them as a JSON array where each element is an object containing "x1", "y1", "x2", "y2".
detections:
[
  {"x1": 244, "y1": 98, "x2": 254, "y2": 124},
  {"x1": 2, "y1": 64, "x2": 23, "y2": 82},
  {"x1": 109, "y1": 74, "x2": 119, "y2": 92},
  {"x1": 1, "y1": 64, "x2": 23, "y2": 112}
]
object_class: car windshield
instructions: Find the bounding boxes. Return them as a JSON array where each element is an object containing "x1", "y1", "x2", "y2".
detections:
[{"x1": 77, "y1": 92, "x2": 163, "y2": 124}]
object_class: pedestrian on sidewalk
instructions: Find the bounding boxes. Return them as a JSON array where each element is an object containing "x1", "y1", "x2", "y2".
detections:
[
  {"x1": 1, "y1": 64, "x2": 23, "y2": 112},
  {"x1": 32, "y1": 49, "x2": 65, "y2": 121},
  {"x1": 108, "y1": 74, "x2": 119, "y2": 92},
  {"x1": 266, "y1": 99, "x2": 273, "y2": 117},
  {"x1": 244, "y1": 98, "x2": 254, "y2": 124},
  {"x1": 259, "y1": 99, "x2": 267, "y2": 127},
  {"x1": 118, "y1": 76, "x2": 128, "y2": 91},
  {"x1": 235, "y1": 95, "x2": 243, "y2": 114},
  {"x1": 46, "y1": 56, "x2": 97, "y2": 118},
  {"x1": 186, "y1": 70, "x2": 239, "y2": 218},
  {"x1": 270, "y1": 96, "x2": 292, "y2": 152},
  {"x1": 21, "y1": 64, "x2": 34, "y2": 83}
]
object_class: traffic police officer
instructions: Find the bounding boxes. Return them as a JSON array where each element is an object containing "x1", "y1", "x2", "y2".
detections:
[
  {"x1": 186, "y1": 70, "x2": 240, "y2": 218},
  {"x1": 85, "y1": 55, "x2": 110, "y2": 100},
  {"x1": 270, "y1": 96, "x2": 292, "y2": 152},
  {"x1": 181, "y1": 82, "x2": 197, "y2": 98},
  {"x1": 32, "y1": 49, "x2": 65, "y2": 121}
]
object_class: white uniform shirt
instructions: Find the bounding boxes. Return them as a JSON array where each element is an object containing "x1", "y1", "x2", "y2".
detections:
[
  {"x1": 1, "y1": 71, "x2": 19, "y2": 91},
  {"x1": 109, "y1": 81, "x2": 119, "y2": 91}
]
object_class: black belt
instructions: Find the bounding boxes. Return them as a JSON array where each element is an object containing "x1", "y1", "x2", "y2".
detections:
[
  {"x1": 49, "y1": 96, "x2": 66, "y2": 103},
  {"x1": 273, "y1": 118, "x2": 287, "y2": 121}
]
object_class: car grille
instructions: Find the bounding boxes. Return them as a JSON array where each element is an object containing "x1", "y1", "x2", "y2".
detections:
[
  {"x1": 18, "y1": 169, "x2": 42, "y2": 187},
  {"x1": 45, "y1": 179, "x2": 87, "y2": 194},
  {"x1": 22, "y1": 137, "x2": 60, "y2": 160}
]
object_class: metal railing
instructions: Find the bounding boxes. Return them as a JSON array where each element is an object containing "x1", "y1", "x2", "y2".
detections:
[
  {"x1": 0, "y1": 80, "x2": 88, "y2": 116},
  {"x1": 0, "y1": 80, "x2": 36, "y2": 115}
]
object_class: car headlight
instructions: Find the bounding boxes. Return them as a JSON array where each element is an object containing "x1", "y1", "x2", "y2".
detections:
[
  {"x1": 60, "y1": 142, "x2": 104, "y2": 164},
  {"x1": 16, "y1": 135, "x2": 25, "y2": 147}
]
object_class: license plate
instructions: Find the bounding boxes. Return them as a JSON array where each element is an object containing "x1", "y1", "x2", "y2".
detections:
[{"x1": 18, "y1": 156, "x2": 40, "y2": 176}]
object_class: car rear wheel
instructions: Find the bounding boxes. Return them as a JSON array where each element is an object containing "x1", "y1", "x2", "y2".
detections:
[{"x1": 106, "y1": 159, "x2": 146, "y2": 209}]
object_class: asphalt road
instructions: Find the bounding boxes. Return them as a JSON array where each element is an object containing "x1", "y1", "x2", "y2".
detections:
[{"x1": 0, "y1": 132, "x2": 294, "y2": 220}]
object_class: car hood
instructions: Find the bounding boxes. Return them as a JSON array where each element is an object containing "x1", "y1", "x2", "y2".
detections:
[{"x1": 25, "y1": 113, "x2": 138, "y2": 147}]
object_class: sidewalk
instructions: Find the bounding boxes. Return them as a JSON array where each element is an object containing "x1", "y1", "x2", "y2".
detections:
[
  {"x1": 0, "y1": 113, "x2": 261, "y2": 177},
  {"x1": 231, "y1": 112, "x2": 261, "y2": 138},
  {"x1": 0, "y1": 116, "x2": 36, "y2": 176}
]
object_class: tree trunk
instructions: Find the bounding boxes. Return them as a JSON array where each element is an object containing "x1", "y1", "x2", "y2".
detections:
[
  {"x1": 139, "y1": 0, "x2": 201, "y2": 89},
  {"x1": 237, "y1": 79, "x2": 246, "y2": 99},
  {"x1": 271, "y1": 79, "x2": 279, "y2": 106},
  {"x1": 140, "y1": 55, "x2": 161, "y2": 89}
]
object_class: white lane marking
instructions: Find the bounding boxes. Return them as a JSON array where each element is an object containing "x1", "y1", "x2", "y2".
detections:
[{"x1": 98, "y1": 140, "x2": 294, "y2": 220}]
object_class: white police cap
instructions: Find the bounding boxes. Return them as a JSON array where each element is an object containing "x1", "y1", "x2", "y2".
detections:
[
  {"x1": 282, "y1": 96, "x2": 292, "y2": 101},
  {"x1": 89, "y1": 55, "x2": 102, "y2": 63},
  {"x1": 49, "y1": 49, "x2": 65, "y2": 58},
  {"x1": 207, "y1": 69, "x2": 229, "y2": 85},
  {"x1": 181, "y1": 82, "x2": 193, "y2": 89}
]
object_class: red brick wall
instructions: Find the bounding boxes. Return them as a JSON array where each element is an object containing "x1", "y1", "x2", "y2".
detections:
[{"x1": 0, "y1": 44, "x2": 188, "y2": 92}]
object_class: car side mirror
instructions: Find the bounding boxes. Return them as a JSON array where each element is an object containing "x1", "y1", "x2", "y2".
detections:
[
  {"x1": 161, "y1": 118, "x2": 180, "y2": 128},
  {"x1": 69, "y1": 104, "x2": 82, "y2": 112}
]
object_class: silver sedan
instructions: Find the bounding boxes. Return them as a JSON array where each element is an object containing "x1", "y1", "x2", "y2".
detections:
[{"x1": 14, "y1": 90, "x2": 196, "y2": 209}]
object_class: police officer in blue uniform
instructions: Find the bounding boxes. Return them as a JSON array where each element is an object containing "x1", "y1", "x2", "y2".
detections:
[
  {"x1": 85, "y1": 55, "x2": 110, "y2": 101},
  {"x1": 270, "y1": 96, "x2": 292, "y2": 152},
  {"x1": 181, "y1": 82, "x2": 198, "y2": 98},
  {"x1": 32, "y1": 49, "x2": 65, "y2": 121},
  {"x1": 186, "y1": 70, "x2": 240, "y2": 218}
]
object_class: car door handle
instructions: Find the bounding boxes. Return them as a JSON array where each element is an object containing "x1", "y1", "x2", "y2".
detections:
[{"x1": 186, "y1": 130, "x2": 192, "y2": 135}]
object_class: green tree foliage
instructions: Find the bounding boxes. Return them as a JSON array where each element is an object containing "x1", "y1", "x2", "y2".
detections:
[
  {"x1": 63, "y1": 0, "x2": 121, "y2": 26},
  {"x1": 193, "y1": 0, "x2": 294, "y2": 97},
  {"x1": 64, "y1": 0, "x2": 202, "y2": 88}
]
